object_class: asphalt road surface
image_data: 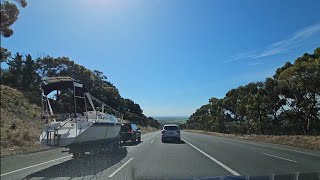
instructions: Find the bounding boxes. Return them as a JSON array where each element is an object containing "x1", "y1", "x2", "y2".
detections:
[{"x1": 1, "y1": 131, "x2": 320, "y2": 180}]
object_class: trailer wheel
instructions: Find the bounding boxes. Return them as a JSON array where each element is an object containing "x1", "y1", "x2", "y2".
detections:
[
  {"x1": 73, "y1": 152, "x2": 80, "y2": 158},
  {"x1": 111, "y1": 142, "x2": 120, "y2": 152}
]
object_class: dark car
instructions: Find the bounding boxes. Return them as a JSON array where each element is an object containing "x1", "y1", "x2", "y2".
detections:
[{"x1": 120, "y1": 123, "x2": 141, "y2": 144}]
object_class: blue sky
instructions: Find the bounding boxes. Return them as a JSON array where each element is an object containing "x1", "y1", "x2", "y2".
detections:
[{"x1": 2, "y1": 0, "x2": 320, "y2": 117}]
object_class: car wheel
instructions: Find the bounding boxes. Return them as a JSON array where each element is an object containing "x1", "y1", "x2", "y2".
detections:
[
  {"x1": 138, "y1": 136, "x2": 141, "y2": 142},
  {"x1": 132, "y1": 136, "x2": 136, "y2": 144}
]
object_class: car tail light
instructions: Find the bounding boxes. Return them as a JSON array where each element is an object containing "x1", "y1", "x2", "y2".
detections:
[{"x1": 128, "y1": 129, "x2": 133, "y2": 133}]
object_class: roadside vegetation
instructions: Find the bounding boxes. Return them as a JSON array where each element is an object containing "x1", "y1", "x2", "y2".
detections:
[
  {"x1": 183, "y1": 48, "x2": 320, "y2": 137},
  {"x1": 0, "y1": 85, "x2": 45, "y2": 156},
  {"x1": 138, "y1": 126, "x2": 159, "y2": 134}
]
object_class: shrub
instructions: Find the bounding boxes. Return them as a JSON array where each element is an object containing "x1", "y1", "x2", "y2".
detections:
[
  {"x1": 22, "y1": 131, "x2": 31, "y2": 141},
  {"x1": 10, "y1": 122, "x2": 17, "y2": 130}
]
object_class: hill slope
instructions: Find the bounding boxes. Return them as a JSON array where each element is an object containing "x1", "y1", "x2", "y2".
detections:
[{"x1": 0, "y1": 85, "x2": 44, "y2": 156}]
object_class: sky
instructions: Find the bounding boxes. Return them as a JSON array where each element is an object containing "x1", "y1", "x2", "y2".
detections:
[{"x1": 2, "y1": 0, "x2": 320, "y2": 117}]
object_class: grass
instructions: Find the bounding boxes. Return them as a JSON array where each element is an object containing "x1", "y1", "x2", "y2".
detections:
[
  {"x1": 185, "y1": 129, "x2": 320, "y2": 151},
  {"x1": 1, "y1": 85, "x2": 45, "y2": 156}
]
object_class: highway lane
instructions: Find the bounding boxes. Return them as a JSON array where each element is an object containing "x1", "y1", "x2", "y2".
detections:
[
  {"x1": 1, "y1": 131, "x2": 320, "y2": 179},
  {"x1": 0, "y1": 132, "x2": 161, "y2": 180},
  {"x1": 181, "y1": 132, "x2": 320, "y2": 176}
]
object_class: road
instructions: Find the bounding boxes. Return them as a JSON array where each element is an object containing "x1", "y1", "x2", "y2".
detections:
[{"x1": 1, "y1": 131, "x2": 320, "y2": 179}]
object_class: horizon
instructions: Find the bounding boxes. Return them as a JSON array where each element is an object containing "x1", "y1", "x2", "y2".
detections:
[{"x1": 3, "y1": 0, "x2": 320, "y2": 117}]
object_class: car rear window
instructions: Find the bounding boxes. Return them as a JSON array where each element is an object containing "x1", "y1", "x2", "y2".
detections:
[
  {"x1": 131, "y1": 124, "x2": 138, "y2": 130},
  {"x1": 164, "y1": 126, "x2": 178, "y2": 130}
]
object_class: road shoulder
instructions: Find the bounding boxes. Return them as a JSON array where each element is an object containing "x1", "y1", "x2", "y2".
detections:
[{"x1": 184, "y1": 129, "x2": 320, "y2": 151}]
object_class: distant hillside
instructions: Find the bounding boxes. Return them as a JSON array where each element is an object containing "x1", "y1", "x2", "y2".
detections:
[
  {"x1": 154, "y1": 116, "x2": 188, "y2": 121},
  {"x1": 154, "y1": 116, "x2": 188, "y2": 126},
  {"x1": 0, "y1": 85, "x2": 44, "y2": 156}
]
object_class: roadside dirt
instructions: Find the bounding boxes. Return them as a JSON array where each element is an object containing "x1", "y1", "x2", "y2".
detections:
[{"x1": 139, "y1": 126, "x2": 159, "y2": 134}]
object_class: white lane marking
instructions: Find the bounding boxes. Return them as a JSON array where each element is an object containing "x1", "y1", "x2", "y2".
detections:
[
  {"x1": 0, "y1": 155, "x2": 72, "y2": 176},
  {"x1": 182, "y1": 138, "x2": 240, "y2": 176},
  {"x1": 108, "y1": 158, "x2": 134, "y2": 178},
  {"x1": 218, "y1": 137, "x2": 320, "y2": 157},
  {"x1": 151, "y1": 140, "x2": 154, "y2": 144},
  {"x1": 261, "y1": 152, "x2": 297, "y2": 163}
]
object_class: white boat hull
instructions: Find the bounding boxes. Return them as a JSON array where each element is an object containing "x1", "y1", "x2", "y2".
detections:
[{"x1": 40, "y1": 119, "x2": 122, "y2": 147}]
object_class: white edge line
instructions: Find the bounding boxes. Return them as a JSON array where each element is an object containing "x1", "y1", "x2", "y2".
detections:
[
  {"x1": 108, "y1": 158, "x2": 134, "y2": 178},
  {"x1": 182, "y1": 138, "x2": 240, "y2": 176},
  {"x1": 261, "y1": 152, "x2": 297, "y2": 163},
  {"x1": 0, "y1": 155, "x2": 72, "y2": 176},
  {"x1": 151, "y1": 140, "x2": 154, "y2": 143}
]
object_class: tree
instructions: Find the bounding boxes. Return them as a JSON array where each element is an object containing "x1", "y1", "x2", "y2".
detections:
[
  {"x1": 0, "y1": 0, "x2": 27, "y2": 37},
  {"x1": 34, "y1": 55, "x2": 150, "y2": 125},
  {"x1": 22, "y1": 54, "x2": 39, "y2": 90},
  {"x1": 223, "y1": 89, "x2": 240, "y2": 121},
  {"x1": 209, "y1": 97, "x2": 226, "y2": 133},
  {"x1": 278, "y1": 51, "x2": 320, "y2": 134},
  {"x1": 0, "y1": 47, "x2": 11, "y2": 63},
  {"x1": 5, "y1": 52, "x2": 24, "y2": 88},
  {"x1": 187, "y1": 47, "x2": 320, "y2": 135}
]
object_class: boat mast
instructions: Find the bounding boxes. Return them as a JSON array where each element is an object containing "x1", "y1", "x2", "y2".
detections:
[{"x1": 73, "y1": 80, "x2": 77, "y2": 114}]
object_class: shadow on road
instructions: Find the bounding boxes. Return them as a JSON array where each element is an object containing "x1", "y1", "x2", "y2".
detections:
[
  {"x1": 122, "y1": 141, "x2": 143, "y2": 146},
  {"x1": 24, "y1": 147, "x2": 128, "y2": 179},
  {"x1": 162, "y1": 140, "x2": 185, "y2": 144}
]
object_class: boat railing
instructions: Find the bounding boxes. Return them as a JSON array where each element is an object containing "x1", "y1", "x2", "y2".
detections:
[
  {"x1": 44, "y1": 114, "x2": 79, "y2": 146},
  {"x1": 58, "y1": 117, "x2": 73, "y2": 129}
]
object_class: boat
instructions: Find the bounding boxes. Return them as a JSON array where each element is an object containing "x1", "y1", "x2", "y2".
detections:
[{"x1": 39, "y1": 77, "x2": 122, "y2": 156}]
